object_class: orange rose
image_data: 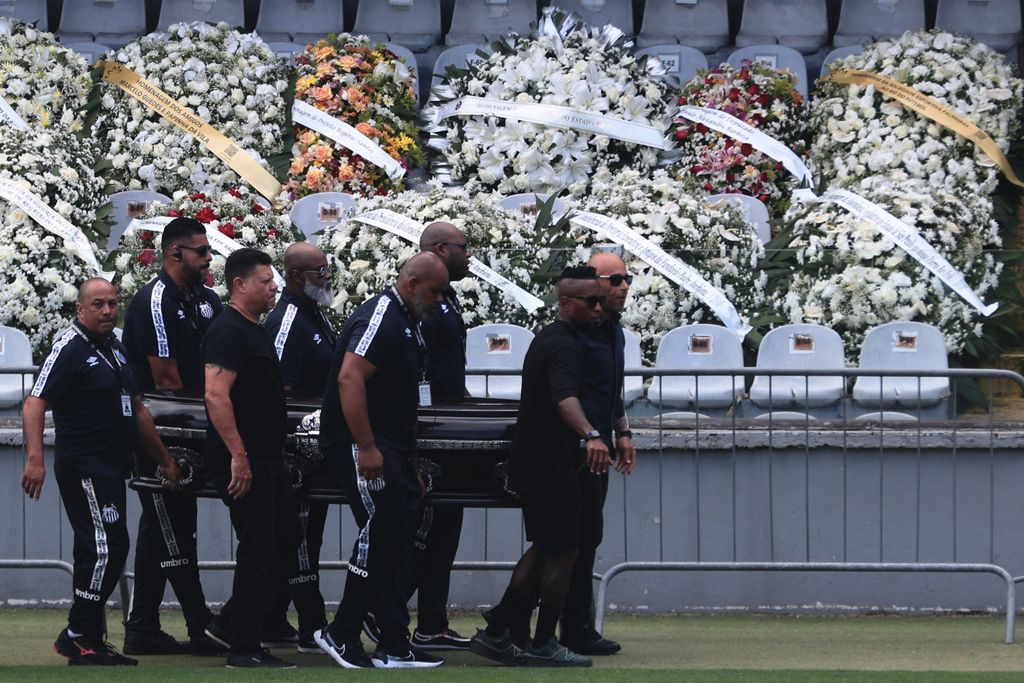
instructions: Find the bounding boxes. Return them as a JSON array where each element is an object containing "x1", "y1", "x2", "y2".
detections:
[
  {"x1": 304, "y1": 168, "x2": 324, "y2": 188},
  {"x1": 338, "y1": 165, "x2": 354, "y2": 181},
  {"x1": 313, "y1": 145, "x2": 332, "y2": 163},
  {"x1": 309, "y1": 86, "x2": 333, "y2": 102},
  {"x1": 355, "y1": 122, "x2": 376, "y2": 138},
  {"x1": 299, "y1": 130, "x2": 317, "y2": 145},
  {"x1": 290, "y1": 157, "x2": 306, "y2": 175},
  {"x1": 314, "y1": 45, "x2": 335, "y2": 62},
  {"x1": 338, "y1": 55, "x2": 359, "y2": 71}
]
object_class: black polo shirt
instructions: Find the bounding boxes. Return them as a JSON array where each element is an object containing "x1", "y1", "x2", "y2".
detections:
[
  {"x1": 123, "y1": 269, "x2": 222, "y2": 397},
  {"x1": 580, "y1": 315, "x2": 625, "y2": 452},
  {"x1": 419, "y1": 286, "x2": 466, "y2": 404},
  {"x1": 509, "y1": 320, "x2": 586, "y2": 495},
  {"x1": 264, "y1": 289, "x2": 337, "y2": 399},
  {"x1": 203, "y1": 306, "x2": 288, "y2": 477},
  {"x1": 320, "y1": 287, "x2": 422, "y2": 455},
  {"x1": 31, "y1": 321, "x2": 139, "y2": 481}
]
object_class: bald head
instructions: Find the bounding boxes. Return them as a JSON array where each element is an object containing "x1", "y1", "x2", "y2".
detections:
[
  {"x1": 284, "y1": 241, "x2": 333, "y2": 305},
  {"x1": 284, "y1": 242, "x2": 326, "y2": 272},
  {"x1": 397, "y1": 252, "x2": 450, "y2": 321},
  {"x1": 588, "y1": 251, "x2": 625, "y2": 275},
  {"x1": 419, "y1": 221, "x2": 460, "y2": 250},
  {"x1": 76, "y1": 278, "x2": 119, "y2": 339},
  {"x1": 78, "y1": 277, "x2": 116, "y2": 303},
  {"x1": 588, "y1": 251, "x2": 630, "y2": 315},
  {"x1": 420, "y1": 221, "x2": 470, "y2": 281}
]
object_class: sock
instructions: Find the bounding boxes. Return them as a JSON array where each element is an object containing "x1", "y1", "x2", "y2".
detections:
[
  {"x1": 67, "y1": 629, "x2": 82, "y2": 638},
  {"x1": 485, "y1": 588, "x2": 532, "y2": 638},
  {"x1": 533, "y1": 605, "x2": 561, "y2": 647}
]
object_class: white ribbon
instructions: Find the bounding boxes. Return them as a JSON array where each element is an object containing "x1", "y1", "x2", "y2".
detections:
[
  {"x1": 350, "y1": 209, "x2": 545, "y2": 313},
  {"x1": 571, "y1": 211, "x2": 752, "y2": 338},
  {"x1": 434, "y1": 96, "x2": 671, "y2": 150},
  {"x1": 291, "y1": 100, "x2": 406, "y2": 180},
  {"x1": 677, "y1": 105, "x2": 814, "y2": 187},
  {"x1": 123, "y1": 216, "x2": 285, "y2": 287},
  {"x1": 0, "y1": 178, "x2": 112, "y2": 279},
  {"x1": 796, "y1": 188, "x2": 998, "y2": 316},
  {"x1": 0, "y1": 98, "x2": 28, "y2": 131}
]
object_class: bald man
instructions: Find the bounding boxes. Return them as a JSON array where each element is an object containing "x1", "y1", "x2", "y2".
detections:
[
  {"x1": 315, "y1": 253, "x2": 449, "y2": 669},
  {"x1": 23, "y1": 278, "x2": 180, "y2": 666}
]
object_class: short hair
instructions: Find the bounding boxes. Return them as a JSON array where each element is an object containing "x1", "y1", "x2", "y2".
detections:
[
  {"x1": 224, "y1": 248, "x2": 272, "y2": 293},
  {"x1": 558, "y1": 265, "x2": 597, "y2": 281},
  {"x1": 161, "y1": 217, "x2": 207, "y2": 254}
]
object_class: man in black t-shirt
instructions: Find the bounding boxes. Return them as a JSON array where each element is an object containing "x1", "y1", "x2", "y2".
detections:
[
  {"x1": 22, "y1": 278, "x2": 181, "y2": 667},
  {"x1": 470, "y1": 267, "x2": 608, "y2": 669},
  {"x1": 121, "y1": 216, "x2": 224, "y2": 656},
  {"x1": 314, "y1": 253, "x2": 448, "y2": 670},
  {"x1": 202, "y1": 249, "x2": 299, "y2": 670}
]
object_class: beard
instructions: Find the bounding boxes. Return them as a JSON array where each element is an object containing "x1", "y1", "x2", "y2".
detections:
[{"x1": 303, "y1": 279, "x2": 334, "y2": 306}]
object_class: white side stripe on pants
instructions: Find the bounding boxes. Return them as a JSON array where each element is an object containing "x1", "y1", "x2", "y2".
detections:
[
  {"x1": 351, "y1": 444, "x2": 376, "y2": 569},
  {"x1": 81, "y1": 478, "x2": 109, "y2": 593},
  {"x1": 152, "y1": 492, "x2": 181, "y2": 557}
]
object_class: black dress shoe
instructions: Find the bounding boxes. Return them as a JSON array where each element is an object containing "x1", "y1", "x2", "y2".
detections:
[
  {"x1": 189, "y1": 632, "x2": 229, "y2": 656},
  {"x1": 559, "y1": 628, "x2": 621, "y2": 656},
  {"x1": 122, "y1": 628, "x2": 190, "y2": 655}
]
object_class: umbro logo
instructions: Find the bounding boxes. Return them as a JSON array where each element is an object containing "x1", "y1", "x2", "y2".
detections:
[
  {"x1": 404, "y1": 328, "x2": 412, "y2": 338},
  {"x1": 86, "y1": 356, "x2": 99, "y2": 367},
  {"x1": 177, "y1": 309, "x2": 186, "y2": 319},
  {"x1": 441, "y1": 304, "x2": 449, "y2": 313},
  {"x1": 313, "y1": 333, "x2": 322, "y2": 345}
]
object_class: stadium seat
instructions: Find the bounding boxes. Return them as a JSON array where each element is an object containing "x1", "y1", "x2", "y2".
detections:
[
  {"x1": 833, "y1": 0, "x2": 925, "y2": 48},
  {"x1": 819, "y1": 44, "x2": 864, "y2": 78},
  {"x1": 752, "y1": 411, "x2": 818, "y2": 421},
  {"x1": 623, "y1": 328, "x2": 644, "y2": 406},
  {"x1": 935, "y1": 0, "x2": 1022, "y2": 56},
  {"x1": 0, "y1": 325, "x2": 34, "y2": 410},
  {"x1": 254, "y1": 0, "x2": 344, "y2": 44},
  {"x1": 552, "y1": 0, "x2": 634, "y2": 35},
  {"x1": 735, "y1": 0, "x2": 829, "y2": 55},
  {"x1": 706, "y1": 194, "x2": 771, "y2": 245},
  {"x1": 0, "y1": 0, "x2": 46, "y2": 30},
  {"x1": 353, "y1": 0, "x2": 442, "y2": 53},
  {"x1": 430, "y1": 43, "x2": 490, "y2": 91},
  {"x1": 446, "y1": 0, "x2": 536, "y2": 47},
  {"x1": 60, "y1": 41, "x2": 113, "y2": 66},
  {"x1": 465, "y1": 323, "x2": 534, "y2": 400},
  {"x1": 57, "y1": 0, "x2": 146, "y2": 47},
  {"x1": 384, "y1": 42, "x2": 419, "y2": 101},
  {"x1": 497, "y1": 192, "x2": 569, "y2": 219},
  {"x1": 636, "y1": 0, "x2": 730, "y2": 54},
  {"x1": 265, "y1": 41, "x2": 303, "y2": 65},
  {"x1": 852, "y1": 322, "x2": 951, "y2": 409},
  {"x1": 727, "y1": 45, "x2": 808, "y2": 99},
  {"x1": 646, "y1": 324, "x2": 745, "y2": 411},
  {"x1": 634, "y1": 44, "x2": 708, "y2": 88},
  {"x1": 106, "y1": 190, "x2": 172, "y2": 253},
  {"x1": 749, "y1": 324, "x2": 846, "y2": 409},
  {"x1": 157, "y1": 0, "x2": 245, "y2": 31},
  {"x1": 288, "y1": 192, "x2": 358, "y2": 242}
]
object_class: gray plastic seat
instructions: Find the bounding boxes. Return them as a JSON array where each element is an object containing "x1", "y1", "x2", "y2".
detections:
[
  {"x1": 465, "y1": 323, "x2": 534, "y2": 400},
  {"x1": 623, "y1": 328, "x2": 644, "y2": 406},
  {"x1": 157, "y1": 0, "x2": 245, "y2": 31},
  {"x1": 637, "y1": 0, "x2": 730, "y2": 54},
  {"x1": 706, "y1": 194, "x2": 771, "y2": 244},
  {"x1": 0, "y1": 0, "x2": 46, "y2": 29},
  {"x1": 57, "y1": 0, "x2": 145, "y2": 47},
  {"x1": 552, "y1": 0, "x2": 633, "y2": 35},
  {"x1": 646, "y1": 324, "x2": 745, "y2": 410},
  {"x1": 819, "y1": 44, "x2": 865, "y2": 78},
  {"x1": 289, "y1": 192, "x2": 358, "y2": 242},
  {"x1": 255, "y1": 0, "x2": 343, "y2": 44},
  {"x1": 749, "y1": 324, "x2": 845, "y2": 409},
  {"x1": 0, "y1": 325, "x2": 34, "y2": 409},
  {"x1": 384, "y1": 42, "x2": 419, "y2": 102},
  {"x1": 854, "y1": 411, "x2": 919, "y2": 423},
  {"x1": 752, "y1": 411, "x2": 816, "y2": 421},
  {"x1": 497, "y1": 192, "x2": 569, "y2": 219},
  {"x1": 833, "y1": 0, "x2": 925, "y2": 48},
  {"x1": 736, "y1": 0, "x2": 828, "y2": 55},
  {"x1": 353, "y1": 0, "x2": 441, "y2": 53},
  {"x1": 107, "y1": 190, "x2": 172, "y2": 252},
  {"x1": 446, "y1": 0, "x2": 536, "y2": 46},
  {"x1": 727, "y1": 45, "x2": 808, "y2": 99},
  {"x1": 265, "y1": 41, "x2": 303, "y2": 65},
  {"x1": 61, "y1": 41, "x2": 113, "y2": 66},
  {"x1": 852, "y1": 322, "x2": 950, "y2": 409},
  {"x1": 634, "y1": 44, "x2": 708, "y2": 88},
  {"x1": 430, "y1": 43, "x2": 490, "y2": 91},
  {"x1": 935, "y1": 0, "x2": 1022, "y2": 55}
]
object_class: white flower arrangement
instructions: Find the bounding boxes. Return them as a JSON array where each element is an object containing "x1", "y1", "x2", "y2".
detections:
[
  {"x1": 423, "y1": 7, "x2": 673, "y2": 196},
  {"x1": 0, "y1": 125, "x2": 111, "y2": 357},
  {"x1": 0, "y1": 20, "x2": 93, "y2": 130},
  {"x1": 88, "y1": 22, "x2": 293, "y2": 196}
]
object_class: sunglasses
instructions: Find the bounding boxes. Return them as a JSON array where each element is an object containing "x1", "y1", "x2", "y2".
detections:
[
  {"x1": 178, "y1": 244, "x2": 212, "y2": 257},
  {"x1": 597, "y1": 273, "x2": 632, "y2": 286},
  {"x1": 302, "y1": 265, "x2": 333, "y2": 277},
  {"x1": 441, "y1": 241, "x2": 469, "y2": 251},
  {"x1": 565, "y1": 294, "x2": 606, "y2": 309}
]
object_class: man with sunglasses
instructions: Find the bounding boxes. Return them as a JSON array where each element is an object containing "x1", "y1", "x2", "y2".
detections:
[{"x1": 121, "y1": 216, "x2": 225, "y2": 656}]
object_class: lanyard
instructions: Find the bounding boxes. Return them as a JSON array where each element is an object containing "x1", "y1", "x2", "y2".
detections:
[
  {"x1": 73, "y1": 321, "x2": 128, "y2": 392},
  {"x1": 389, "y1": 286, "x2": 428, "y2": 380}
]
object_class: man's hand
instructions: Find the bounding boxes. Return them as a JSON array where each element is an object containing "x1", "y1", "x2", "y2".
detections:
[
  {"x1": 159, "y1": 459, "x2": 183, "y2": 491},
  {"x1": 21, "y1": 460, "x2": 45, "y2": 500},
  {"x1": 614, "y1": 435, "x2": 637, "y2": 475},
  {"x1": 227, "y1": 453, "x2": 252, "y2": 500},
  {"x1": 585, "y1": 437, "x2": 611, "y2": 475},
  {"x1": 358, "y1": 445, "x2": 384, "y2": 481}
]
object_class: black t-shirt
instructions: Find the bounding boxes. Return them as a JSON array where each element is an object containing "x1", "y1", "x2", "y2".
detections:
[
  {"x1": 264, "y1": 289, "x2": 337, "y2": 399},
  {"x1": 580, "y1": 316, "x2": 625, "y2": 451},
  {"x1": 320, "y1": 287, "x2": 422, "y2": 455},
  {"x1": 123, "y1": 269, "x2": 222, "y2": 396},
  {"x1": 420, "y1": 286, "x2": 466, "y2": 404},
  {"x1": 202, "y1": 306, "x2": 288, "y2": 476},
  {"x1": 31, "y1": 321, "x2": 140, "y2": 481},
  {"x1": 509, "y1": 320, "x2": 586, "y2": 495}
]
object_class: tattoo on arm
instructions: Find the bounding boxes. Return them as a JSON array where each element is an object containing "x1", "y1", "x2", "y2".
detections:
[{"x1": 205, "y1": 363, "x2": 229, "y2": 377}]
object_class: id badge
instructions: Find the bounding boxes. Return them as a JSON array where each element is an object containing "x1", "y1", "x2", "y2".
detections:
[
  {"x1": 121, "y1": 393, "x2": 133, "y2": 417},
  {"x1": 418, "y1": 382, "x2": 432, "y2": 407}
]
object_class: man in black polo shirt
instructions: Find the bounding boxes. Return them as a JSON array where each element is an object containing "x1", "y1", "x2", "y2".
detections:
[
  {"x1": 560, "y1": 251, "x2": 637, "y2": 656},
  {"x1": 203, "y1": 248, "x2": 299, "y2": 670},
  {"x1": 22, "y1": 278, "x2": 181, "y2": 666},
  {"x1": 470, "y1": 266, "x2": 608, "y2": 668},
  {"x1": 121, "y1": 216, "x2": 224, "y2": 656},
  {"x1": 314, "y1": 252, "x2": 448, "y2": 670},
  {"x1": 263, "y1": 242, "x2": 337, "y2": 653}
]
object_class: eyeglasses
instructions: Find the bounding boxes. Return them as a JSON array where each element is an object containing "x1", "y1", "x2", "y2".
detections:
[
  {"x1": 564, "y1": 294, "x2": 606, "y2": 309},
  {"x1": 441, "y1": 242, "x2": 469, "y2": 251},
  {"x1": 597, "y1": 273, "x2": 632, "y2": 286},
  {"x1": 302, "y1": 265, "x2": 332, "y2": 278},
  {"x1": 178, "y1": 244, "x2": 212, "y2": 257}
]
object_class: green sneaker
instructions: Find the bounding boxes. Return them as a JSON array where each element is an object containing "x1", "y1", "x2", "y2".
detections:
[
  {"x1": 517, "y1": 637, "x2": 592, "y2": 667},
  {"x1": 468, "y1": 629, "x2": 522, "y2": 666}
]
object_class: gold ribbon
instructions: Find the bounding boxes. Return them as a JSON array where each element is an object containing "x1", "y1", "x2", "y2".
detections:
[
  {"x1": 822, "y1": 69, "x2": 1024, "y2": 188},
  {"x1": 100, "y1": 61, "x2": 283, "y2": 205}
]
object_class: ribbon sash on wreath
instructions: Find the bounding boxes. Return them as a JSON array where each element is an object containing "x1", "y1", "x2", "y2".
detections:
[{"x1": 291, "y1": 101, "x2": 406, "y2": 180}]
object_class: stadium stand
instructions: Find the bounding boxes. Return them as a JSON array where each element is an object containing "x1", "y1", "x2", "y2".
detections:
[
  {"x1": 706, "y1": 194, "x2": 771, "y2": 245},
  {"x1": 635, "y1": 0, "x2": 730, "y2": 54},
  {"x1": 0, "y1": 0, "x2": 46, "y2": 29},
  {"x1": 832, "y1": 0, "x2": 925, "y2": 48},
  {"x1": 0, "y1": 325, "x2": 33, "y2": 412},
  {"x1": 735, "y1": 0, "x2": 829, "y2": 55},
  {"x1": 552, "y1": 0, "x2": 634, "y2": 36},
  {"x1": 465, "y1": 323, "x2": 534, "y2": 400},
  {"x1": 646, "y1": 324, "x2": 745, "y2": 411},
  {"x1": 288, "y1": 192, "x2": 358, "y2": 241},
  {"x1": 157, "y1": 0, "x2": 245, "y2": 31},
  {"x1": 352, "y1": 0, "x2": 442, "y2": 53},
  {"x1": 57, "y1": 0, "x2": 146, "y2": 47},
  {"x1": 446, "y1": 0, "x2": 536, "y2": 46},
  {"x1": 430, "y1": 42, "x2": 489, "y2": 91},
  {"x1": 819, "y1": 43, "x2": 864, "y2": 77},
  {"x1": 634, "y1": 44, "x2": 708, "y2": 88},
  {"x1": 727, "y1": 44, "x2": 808, "y2": 99},
  {"x1": 264, "y1": 40, "x2": 303, "y2": 63},
  {"x1": 385, "y1": 41, "x2": 419, "y2": 101},
  {"x1": 59, "y1": 40, "x2": 112, "y2": 65},
  {"x1": 254, "y1": 0, "x2": 344, "y2": 44},
  {"x1": 934, "y1": 0, "x2": 1022, "y2": 59},
  {"x1": 852, "y1": 321, "x2": 951, "y2": 411},
  {"x1": 106, "y1": 190, "x2": 172, "y2": 253},
  {"x1": 749, "y1": 323, "x2": 846, "y2": 413},
  {"x1": 623, "y1": 327, "x2": 644, "y2": 406}
]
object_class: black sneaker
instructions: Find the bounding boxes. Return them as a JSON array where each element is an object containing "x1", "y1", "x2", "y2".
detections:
[
  {"x1": 260, "y1": 620, "x2": 299, "y2": 648},
  {"x1": 189, "y1": 632, "x2": 229, "y2": 656},
  {"x1": 225, "y1": 648, "x2": 297, "y2": 669},
  {"x1": 560, "y1": 627, "x2": 622, "y2": 656},
  {"x1": 362, "y1": 612, "x2": 380, "y2": 644},
  {"x1": 54, "y1": 629, "x2": 138, "y2": 666},
  {"x1": 297, "y1": 633, "x2": 325, "y2": 655},
  {"x1": 468, "y1": 628, "x2": 522, "y2": 666},
  {"x1": 123, "y1": 628, "x2": 189, "y2": 655},
  {"x1": 412, "y1": 627, "x2": 471, "y2": 651},
  {"x1": 313, "y1": 627, "x2": 373, "y2": 669},
  {"x1": 517, "y1": 637, "x2": 592, "y2": 667},
  {"x1": 371, "y1": 643, "x2": 444, "y2": 668},
  {"x1": 204, "y1": 616, "x2": 231, "y2": 650}
]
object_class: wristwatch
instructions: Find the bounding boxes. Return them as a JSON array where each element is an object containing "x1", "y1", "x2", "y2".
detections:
[{"x1": 582, "y1": 429, "x2": 602, "y2": 442}]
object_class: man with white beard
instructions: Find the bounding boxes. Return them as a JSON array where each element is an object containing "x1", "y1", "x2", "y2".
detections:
[{"x1": 259, "y1": 242, "x2": 338, "y2": 654}]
